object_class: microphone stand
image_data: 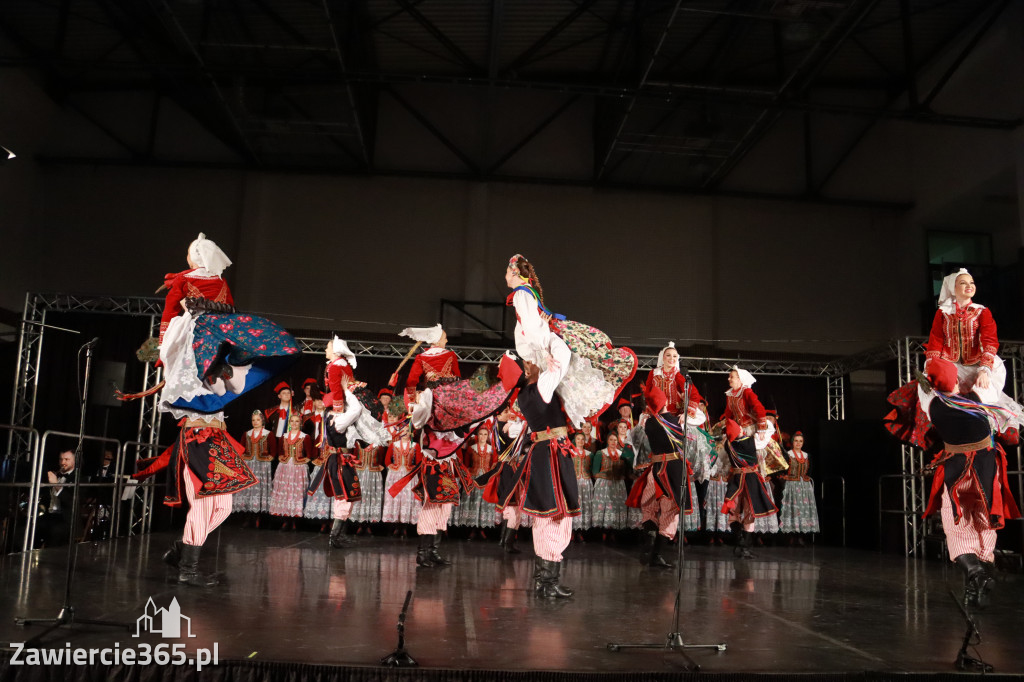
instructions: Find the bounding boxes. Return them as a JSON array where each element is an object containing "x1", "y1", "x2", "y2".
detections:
[
  {"x1": 607, "y1": 379, "x2": 726, "y2": 670},
  {"x1": 15, "y1": 337, "x2": 131, "y2": 644}
]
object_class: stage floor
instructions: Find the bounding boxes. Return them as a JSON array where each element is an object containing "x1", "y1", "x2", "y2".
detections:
[{"x1": 1, "y1": 528, "x2": 1022, "y2": 675}]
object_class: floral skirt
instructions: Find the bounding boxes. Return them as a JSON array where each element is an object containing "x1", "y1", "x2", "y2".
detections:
[
  {"x1": 269, "y1": 462, "x2": 308, "y2": 517},
  {"x1": 430, "y1": 380, "x2": 514, "y2": 432},
  {"x1": 552, "y1": 318, "x2": 637, "y2": 406},
  {"x1": 573, "y1": 478, "x2": 594, "y2": 530},
  {"x1": 704, "y1": 480, "x2": 731, "y2": 532},
  {"x1": 351, "y1": 469, "x2": 384, "y2": 522},
  {"x1": 382, "y1": 467, "x2": 422, "y2": 523},
  {"x1": 234, "y1": 459, "x2": 272, "y2": 513},
  {"x1": 591, "y1": 478, "x2": 629, "y2": 529},
  {"x1": 160, "y1": 311, "x2": 300, "y2": 417},
  {"x1": 779, "y1": 480, "x2": 820, "y2": 533},
  {"x1": 303, "y1": 465, "x2": 332, "y2": 519}
]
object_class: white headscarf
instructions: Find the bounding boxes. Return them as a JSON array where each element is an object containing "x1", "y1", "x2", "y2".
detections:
[
  {"x1": 331, "y1": 336, "x2": 357, "y2": 369},
  {"x1": 188, "y1": 232, "x2": 232, "y2": 277},
  {"x1": 399, "y1": 324, "x2": 443, "y2": 345},
  {"x1": 731, "y1": 366, "x2": 756, "y2": 388},
  {"x1": 937, "y1": 268, "x2": 976, "y2": 314},
  {"x1": 655, "y1": 341, "x2": 680, "y2": 377}
]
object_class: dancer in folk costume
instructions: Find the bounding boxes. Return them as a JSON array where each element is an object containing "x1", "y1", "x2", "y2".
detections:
[
  {"x1": 895, "y1": 359, "x2": 1020, "y2": 610},
  {"x1": 235, "y1": 410, "x2": 277, "y2": 525},
  {"x1": 590, "y1": 432, "x2": 631, "y2": 533},
  {"x1": 134, "y1": 233, "x2": 299, "y2": 586},
  {"x1": 265, "y1": 382, "x2": 297, "y2": 438},
  {"x1": 626, "y1": 385, "x2": 697, "y2": 567},
  {"x1": 480, "y1": 404, "x2": 528, "y2": 554},
  {"x1": 311, "y1": 338, "x2": 387, "y2": 548},
  {"x1": 303, "y1": 399, "x2": 332, "y2": 527},
  {"x1": 611, "y1": 418, "x2": 643, "y2": 529},
  {"x1": 719, "y1": 418, "x2": 778, "y2": 558},
  {"x1": 570, "y1": 430, "x2": 594, "y2": 539},
  {"x1": 457, "y1": 426, "x2": 499, "y2": 537},
  {"x1": 505, "y1": 254, "x2": 637, "y2": 427},
  {"x1": 779, "y1": 431, "x2": 820, "y2": 543},
  {"x1": 270, "y1": 413, "x2": 313, "y2": 528},
  {"x1": 350, "y1": 441, "x2": 385, "y2": 528},
  {"x1": 387, "y1": 325, "x2": 514, "y2": 567},
  {"x1": 492, "y1": 354, "x2": 580, "y2": 599},
  {"x1": 382, "y1": 425, "x2": 423, "y2": 533},
  {"x1": 719, "y1": 367, "x2": 785, "y2": 535},
  {"x1": 887, "y1": 269, "x2": 1024, "y2": 448}
]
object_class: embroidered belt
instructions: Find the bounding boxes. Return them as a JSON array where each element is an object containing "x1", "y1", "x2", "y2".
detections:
[
  {"x1": 531, "y1": 427, "x2": 569, "y2": 443},
  {"x1": 650, "y1": 452, "x2": 680, "y2": 463},
  {"x1": 184, "y1": 418, "x2": 226, "y2": 430},
  {"x1": 944, "y1": 438, "x2": 991, "y2": 454},
  {"x1": 736, "y1": 465, "x2": 759, "y2": 474}
]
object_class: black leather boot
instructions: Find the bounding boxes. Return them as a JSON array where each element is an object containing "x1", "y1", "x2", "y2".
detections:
[
  {"x1": 500, "y1": 523, "x2": 521, "y2": 554},
  {"x1": 534, "y1": 558, "x2": 573, "y2": 599},
  {"x1": 178, "y1": 544, "x2": 218, "y2": 587},
  {"x1": 329, "y1": 519, "x2": 354, "y2": 548},
  {"x1": 732, "y1": 522, "x2": 755, "y2": 559},
  {"x1": 416, "y1": 534, "x2": 437, "y2": 568},
  {"x1": 428, "y1": 532, "x2": 451, "y2": 566},
  {"x1": 162, "y1": 540, "x2": 183, "y2": 569},
  {"x1": 650, "y1": 532, "x2": 673, "y2": 568},
  {"x1": 955, "y1": 553, "x2": 993, "y2": 609}
]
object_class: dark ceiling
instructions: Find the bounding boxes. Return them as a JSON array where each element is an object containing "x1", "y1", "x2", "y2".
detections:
[{"x1": 0, "y1": 0, "x2": 1018, "y2": 205}]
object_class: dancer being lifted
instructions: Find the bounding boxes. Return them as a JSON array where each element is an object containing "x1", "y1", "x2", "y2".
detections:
[
  {"x1": 388, "y1": 324, "x2": 514, "y2": 568},
  {"x1": 887, "y1": 268, "x2": 1024, "y2": 449},
  {"x1": 133, "y1": 233, "x2": 300, "y2": 586},
  {"x1": 505, "y1": 254, "x2": 636, "y2": 427}
]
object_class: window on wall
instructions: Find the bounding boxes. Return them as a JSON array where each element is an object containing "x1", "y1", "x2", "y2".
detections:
[{"x1": 927, "y1": 231, "x2": 993, "y2": 296}]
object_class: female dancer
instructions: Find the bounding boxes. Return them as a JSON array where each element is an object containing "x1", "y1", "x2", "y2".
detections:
[
  {"x1": 350, "y1": 442, "x2": 385, "y2": 532},
  {"x1": 505, "y1": 254, "x2": 636, "y2": 426},
  {"x1": 382, "y1": 425, "x2": 422, "y2": 535},
  {"x1": 457, "y1": 427, "x2": 498, "y2": 538},
  {"x1": 270, "y1": 413, "x2": 313, "y2": 529},
  {"x1": 590, "y1": 433, "x2": 630, "y2": 536},
  {"x1": 719, "y1": 367, "x2": 784, "y2": 536},
  {"x1": 134, "y1": 233, "x2": 298, "y2": 586},
  {"x1": 236, "y1": 410, "x2": 276, "y2": 527},
  {"x1": 570, "y1": 430, "x2": 594, "y2": 541},
  {"x1": 778, "y1": 431, "x2": 820, "y2": 543}
]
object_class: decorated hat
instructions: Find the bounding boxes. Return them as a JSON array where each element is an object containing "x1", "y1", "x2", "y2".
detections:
[
  {"x1": 273, "y1": 381, "x2": 291, "y2": 394},
  {"x1": 617, "y1": 397, "x2": 632, "y2": 410},
  {"x1": 302, "y1": 378, "x2": 318, "y2": 389},
  {"x1": 378, "y1": 387, "x2": 394, "y2": 399},
  {"x1": 926, "y1": 358, "x2": 958, "y2": 393},
  {"x1": 725, "y1": 418, "x2": 742, "y2": 442},
  {"x1": 498, "y1": 351, "x2": 524, "y2": 392},
  {"x1": 644, "y1": 385, "x2": 667, "y2": 414}
]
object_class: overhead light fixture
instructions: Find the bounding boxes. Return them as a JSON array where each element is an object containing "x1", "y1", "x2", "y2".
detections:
[{"x1": 0, "y1": 146, "x2": 15, "y2": 164}]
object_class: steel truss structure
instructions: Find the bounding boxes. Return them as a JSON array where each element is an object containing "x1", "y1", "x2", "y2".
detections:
[{"x1": 11, "y1": 293, "x2": 1022, "y2": 555}]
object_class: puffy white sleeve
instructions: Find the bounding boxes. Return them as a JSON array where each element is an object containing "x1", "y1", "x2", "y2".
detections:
[
  {"x1": 513, "y1": 289, "x2": 552, "y2": 364},
  {"x1": 330, "y1": 389, "x2": 363, "y2": 432},
  {"x1": 537, "y1": 348, "x2": 571, "y2": 403}
]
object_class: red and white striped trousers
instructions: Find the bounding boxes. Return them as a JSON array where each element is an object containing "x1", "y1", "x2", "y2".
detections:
[
  {"x1": 502, "y1": 504, "x2": 521, "y2": 529},
  {"x1": 332, "y1": 498, "x2": 353, "y2": 521},
  {"x1": 640, "y1": 476, "x2": 679, "y2": 539},
  {"x1": 531, "y1": 514, "x2": 572, "y2": 562},
  {"x1": 940, "y1": 482, "x2": 997, "y2": 562},
  {"x1": 182, "y1": 470, "x2": 232, "y2": 547},
  {"x1": 417, "y1": 501, "x2": 453, "y2": 535}
]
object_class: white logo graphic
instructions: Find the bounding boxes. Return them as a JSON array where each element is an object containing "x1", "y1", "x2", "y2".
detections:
[{"x1": 133, "y1": 597, "x2": 196, "y2": 639}]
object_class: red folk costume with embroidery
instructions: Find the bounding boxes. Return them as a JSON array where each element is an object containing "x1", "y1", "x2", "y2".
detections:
[
  {"x1": 924, "y1": 304, "x2": 998, "y2": 369},
  {"x1": 645, "y1": 369, "x2": 702, "y2": 418},
  {"x1": 325, "y1": 358, "x2": 356, "y2": 411},
  {"x1": 405, "y1": 348, "x2": 461, "y2": 389},
  {"x1": 721, "y1": 388, "x2": 768, "y2": 431},
  {"x1": 158, "y1": 269, "x2": 234, "y2": 344}
]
